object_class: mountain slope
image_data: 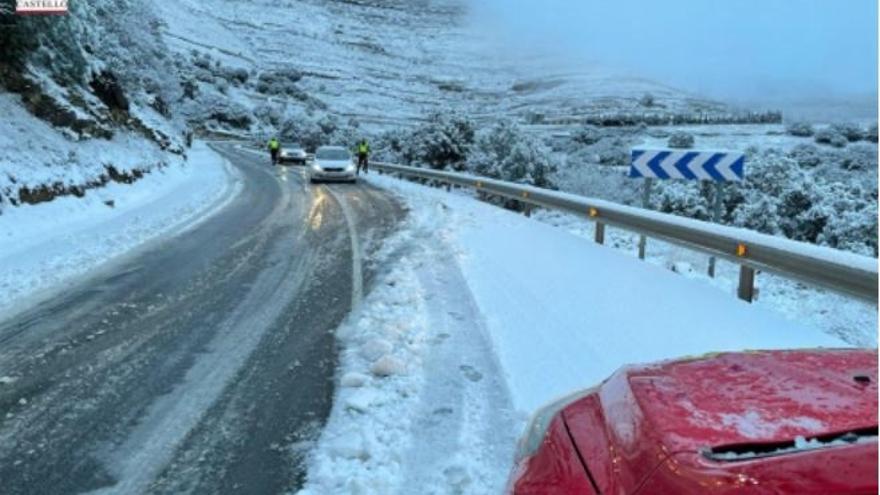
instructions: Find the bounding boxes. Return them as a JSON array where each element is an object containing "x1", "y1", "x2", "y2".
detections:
[{"x1": 151, "y1": 0, "x2": 723, "y2": 130}]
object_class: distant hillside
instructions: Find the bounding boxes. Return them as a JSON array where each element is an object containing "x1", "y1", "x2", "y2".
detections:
[{"x1": 150, "y1": 0, "x2": 740, "y2": 133}]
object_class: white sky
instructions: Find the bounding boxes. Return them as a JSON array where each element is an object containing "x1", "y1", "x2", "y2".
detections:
[{"x1": 469, "y1": 0, "x2": 878, "y2": 103}]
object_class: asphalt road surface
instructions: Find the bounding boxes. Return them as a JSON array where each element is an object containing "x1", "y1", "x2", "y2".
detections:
[{"x1": 0, "y1": 143, "x2": 405, "y2": 494}]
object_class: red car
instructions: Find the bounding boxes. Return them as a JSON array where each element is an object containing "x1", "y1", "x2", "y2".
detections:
[{"x1": 508, "y1": 349, "x2": 878, "y2": 494}]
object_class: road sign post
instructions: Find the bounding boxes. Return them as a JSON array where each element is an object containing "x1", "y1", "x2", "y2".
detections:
[
  {"x1": 629, "y1": 148, "x2": 745, "y2": 276},
  {"x1": 708, "y1": 181, "x2": 724, "y2": 277},
  {"x1": 637, "y1": 178, "x2": 653, "y2": 260}
]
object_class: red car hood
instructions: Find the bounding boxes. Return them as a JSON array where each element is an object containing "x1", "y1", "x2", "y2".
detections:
[{"x1": 563, "y1": 349, "x2": 878, "y2": 494}]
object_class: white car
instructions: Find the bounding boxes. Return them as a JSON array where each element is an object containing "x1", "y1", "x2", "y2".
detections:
[
  {"x1": 309, "y1": 146, "x2": 357, "y2": 183},
  {"x1": 279, "y1": 146, "x2": 308, "y2": 165}
]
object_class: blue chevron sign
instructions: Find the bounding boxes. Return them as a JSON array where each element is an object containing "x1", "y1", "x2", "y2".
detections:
[{"x1": 629, "y1": 149, "x2": 745, "y2": 182}]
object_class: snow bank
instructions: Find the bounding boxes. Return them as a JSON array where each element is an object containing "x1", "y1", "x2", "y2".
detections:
[
  {"x1": 0, "y1": 141, "x2": 239, "y2": 318},
  {"x1": 365, "y1": 174, "x2": 845, "y2": 414},
  {"x1": 301, "y1": 172, "x2": 848, "y2": 494},
  {"x1": 300, "y1": 190, "x2": 519, "y2": 494}
]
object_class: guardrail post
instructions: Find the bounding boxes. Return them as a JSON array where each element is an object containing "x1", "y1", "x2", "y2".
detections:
[
  {"x1": 524, "y1": 204, "x2": 532, "y2": 218},
  {"x1": 708, "y1": 182, "x2": 724, "y2": 278},
  {"x1": 446, "y1": 183, "x2": 451, "y2": 192},
  {"x1": 595, "y1": 222, "x2": 605, "y2": 245},
  {"x1": 737, "y1": 265, "x2": 755, "y2": 302}
]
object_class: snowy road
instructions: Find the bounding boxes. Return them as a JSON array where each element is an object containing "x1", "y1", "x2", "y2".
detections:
[{"x1": 0, "y1": 144, "x2": 404, "y2": 494}]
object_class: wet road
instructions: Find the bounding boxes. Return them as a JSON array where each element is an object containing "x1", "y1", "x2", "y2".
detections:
[{"x1": 0, "y1": 143, "x2": 405, "y2": 494}]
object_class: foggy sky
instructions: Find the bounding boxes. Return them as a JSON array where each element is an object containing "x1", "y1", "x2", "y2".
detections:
[{"x1": 469, "y1": 0, "x2": 878, "y2": 104}]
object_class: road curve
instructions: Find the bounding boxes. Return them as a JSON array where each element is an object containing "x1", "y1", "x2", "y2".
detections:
[{"x1": 0, "y1": 143, "x2": 405, "y2": 494}]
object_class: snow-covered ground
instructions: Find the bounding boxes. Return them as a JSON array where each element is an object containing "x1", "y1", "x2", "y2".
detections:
[
  {"x1": 534, "y1": 208, "x2": 878, "y2": 348},
  {"x1": 299, "y1": 173, "x2": 849, "y2": 494},
  {"x1": 0, "y1": 141, "x2": 239, "y2": 319}
]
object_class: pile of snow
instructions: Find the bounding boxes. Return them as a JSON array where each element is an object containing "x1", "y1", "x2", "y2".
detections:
[
  {"x1": 0, "y1": 141, "x2": 239, "y2": 318},
  {"x1": 300, "y1": 171, "x2": 847, "y2": 493},
  {"x1": 300, "y1": 195, "x2": 519, "y2": 494}
]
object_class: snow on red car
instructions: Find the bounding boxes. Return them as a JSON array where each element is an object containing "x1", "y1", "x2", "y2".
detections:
[{"x1": 508, "y1": 349, "x2": 878, "y2": 494}]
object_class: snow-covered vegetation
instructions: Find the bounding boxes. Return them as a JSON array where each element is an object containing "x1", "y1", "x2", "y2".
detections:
[
  {"x1": 562, "y1": 123, "x2": 877, "y2": 256},
  {"x1": 1, "y1": 0, "x2": 875, "y2": 260},
  {"x1": 0, "y1": 0, "x2": 189, "y2": 210},
  {"x1": 372, "y1": 110, "x2": 877, "y2": 257}
]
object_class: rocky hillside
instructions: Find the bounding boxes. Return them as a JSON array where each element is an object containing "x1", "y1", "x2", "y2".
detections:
[
  {"x1": 0, "y1": 0, "x2": 188, "y2": 209},
  {"x1": 151, "y1": 0, "x2": 734, "y2": 133}
]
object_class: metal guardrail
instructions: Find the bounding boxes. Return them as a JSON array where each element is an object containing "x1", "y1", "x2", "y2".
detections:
[{"x1": 372, "y1": 162, "x2": 879, "y2": 304}]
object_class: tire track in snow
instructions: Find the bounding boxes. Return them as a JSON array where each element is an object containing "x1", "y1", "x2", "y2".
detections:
[{"x1": 325, "y1": 186, "x2": 364, "y2": 308}]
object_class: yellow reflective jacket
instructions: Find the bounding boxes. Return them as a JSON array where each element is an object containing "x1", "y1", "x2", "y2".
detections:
[{"x1": 268, "y1": 139, "x2": 280, "y2": 151}]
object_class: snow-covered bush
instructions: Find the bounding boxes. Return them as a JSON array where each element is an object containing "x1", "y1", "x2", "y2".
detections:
[
  {"x1": 830, "y1": 122, "x2": 865, "y2": 142},
  {"x1": 656, "y1": 181, "x2": 711, "y2": 221},
  {"x1": 253, "y1": 103, "x2": 283, "y2": 127},
  {"x1": 814, "y1": 128, "x2": 848, "y2": 148},
  {"x1": 596, "y1": 141, "x2": 629, "y2": 167},
  {"x1": 865, "y1": 123, "x2": 878, "y2": 143},
  {"x1": 640, "y1": 93, "x2": 656, "y2": 107},
  {"x1": 256, "y1": 69, "x2": 306, "y2": 98},
  {"x1": 572, "y1": 125, "x2": 603, "y2": 145},
  {"x1": 787, "y1": 143, "x2": 822, "y2": 168},
  {"x1": 220, "y1": 67, "x2": 249, "y2": 85},
  {"x1": 469, "y1": 121, "x2": 555, "y2": 188},
  {"x1": 785, "y1": 121, "x2": 814, "y2": 137},
  {"x1": 730, "y1": 148, "x2": 876, "y2": 252},
  {"x1": 837, "y1": 143, "x2": 875, "y2": 171},
  {"x1": 400, "y1": 112, "x2": 476, "y2": 171},
  {"x1": 668, "y1": 131, "x2": 695, "y2": 149},
  {"x1": 733, "y1": 195, "x2": 781, "y2": 234},
  {"x1": 817, "y1": 195, "x2": 878, "y2": 256}
]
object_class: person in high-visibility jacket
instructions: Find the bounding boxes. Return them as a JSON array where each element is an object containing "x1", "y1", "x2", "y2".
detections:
[
  {"x1": 356, "y1": 139, "x2": 370, "y2": 175},
  {"x1": 268, "y1": 137, "x2": 280, "y2": 165}
]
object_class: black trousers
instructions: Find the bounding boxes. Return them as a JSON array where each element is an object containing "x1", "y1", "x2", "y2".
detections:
[
  {"x1": 270, "y1": 149, "x2": 279, "y2": 164},
  {"x1": 357, "y1": 153, "x2": 369, "y2": 174}
]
